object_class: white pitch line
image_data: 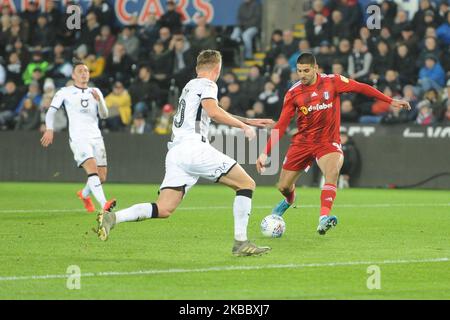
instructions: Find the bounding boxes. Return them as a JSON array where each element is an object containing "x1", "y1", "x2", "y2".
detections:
[
  {"x1": 1, "y1": 203, "x2": 450, "y2": 213},
  {"x1": 0, "y1": 257, "x2": 448, "y2": 282}
]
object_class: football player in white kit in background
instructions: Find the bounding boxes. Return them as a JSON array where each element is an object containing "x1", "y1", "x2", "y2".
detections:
[
  {"x1": 97, "y1": 50, "x2": 274, "y2": 256},
  {"x1": 41, "y1": 61, "x2": 116, "y2": 214}
]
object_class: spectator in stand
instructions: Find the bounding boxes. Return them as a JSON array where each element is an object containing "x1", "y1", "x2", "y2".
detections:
[
  {"x1": 84, "y1": 53, "x2": 106, "y2": 81},
  {"x1": 416, "y1": 99, "x2": 435, "y2": 125},
  {"x1": 128, "y1": 65, "x2": 162, "y2": 118},
  {"x1": 416, "y1": 9, "x2": 440, "y2": 40},
  {"x1": 5, "y1": 51, "x2": 23, "y2": 85},
  {"x1": 380, "y1": 70, "x2": 402, "y2": 97},
  {"x1": 412, "y1": 0, "x2": 436, "y2": 30},
  {"x1": 329, "y1": 9, "x2": 351, "y2": 47},
  {"x1": 117, "y1": 26, "x2": 140, "y2": 62},
  {"x1": 436, "y1": 1, "x2": 449, "y2": 24},
  {"x1": 341, "y1": 99, "x2": 359, "y2": 123},
  {"x1": 377, "y1": 27, "x2": 396, "y2": 50},
  {"x1": 393, "y1": 44, "x2": 417, "y2": 86},
  {"x1": 95, "y1": 25, "x2": 116, "y2": 59},
  {"x1": 230, "y1": 0, "x2": 262, "y2": 60},
  {"x1": 136, "y1": 13, "x2": 160, "y2": 53},
  {"x1": 246, "y1": 101, "x2": 266, "y2": 119},
  {"x1": 273, "y1": 54, "x2": 291, "y2": 88},
  {"x1": 258, "y1": 81, "x2": 281, "y2": 119},
  {"x1": 0, "y1": 81, "x2": 22, "y2": 129},
  {"x1": 305, "y1": 13, "x2": 330, "y2": 49},
  {"x1": 359, "y1": 86, "x2": 393, "y2": 123},
  {"x1": 78, "y1": 12, "x2": 101, "y2": 53},
  {"x1": 39, "y1": 95, "x2": 67, "y2": 133},
  {"x1": 315, "y1": 40, "x2": 333, "y2": 73},
  {"x1": 88, "y1": 0, "x2": 115, "y2": 26},
  {"x1": 227, "y1": 81, "x2": 248, "y2": 116},
  {"x1": 219, "y1": 95, "x2": 232, "y2": 112},
  {"x1": 328, "y1": 0, "x2": 362, "y2": 39},
  {"x1": 44, "y1": 0, "x2": 59, "y2": 28},
  {"x1": 242, "y1": 66, "x2": 265, "y2": 107},
  {"x1": 130, "y1": 112, "x2": 152, "y2": 134},
  {"x1": 307, "y1": 0, "x2": 330, "y2": 20},
  {"x1": 263, "y1": 29, "x2": 283, "y2": 70},
  {"x1": 331, "y1": 61, "x2": 346, "y2": 77},
  {"x1": 105, "y1": 43, "x2": 134, "y2": 86},
  {"x1": 170, "y1": 35, "x2": 194, "y2": 88},
  {"x1": 20, "y1": 1, "x2": 39, "y2": 33},
  {"x1": 190, "y1": 25, "x2": 217, "y2": 57},
  {"x1": 288, "y1": 39, "x2": 311, "y2": 71},
  {"x1": 30, "y1": 14, "x2": 55, "y2": 53},
  {"x1": 436, "y1": 11, "x2": 450, "y2": 46},
  {"x1": 424, "y1": 88, "x2": 445, "y2": 121},
  {"x1": 279, "y1": 30, "x2": 299, "y2": 60},
  {"x1": 399, "y1": 24, "x2": 419, "y2": 57},
  {"x1": 348, "y1": 38, "x2": 372, "y2": 82},
  {"x1": 333, "y1": 38, "x2": 351, "y2": 71},
  {"x1": 158, "y1": 26, "x2": 172, "y2": 50},
  {"x1": 417, "y1": 55, "x2": 446, "y2": 92},
  {"x1": 380, "y1": 0, "x2": 397, "y2": 28},
  {"x1": 338, "y1": 131, "x2": 360, "y2": 188},
  {"x1": 442, "y1": 100, "x2": 450, "y2": 124},
  {"x1": 358, "y1": 27, "x2": 378, "y2": 53},
  {"x1": 14, "y1": 97, "x2": 40, "y2": 130},
  {"x1": 401, "y1": 84, "x2": 420, "y2": 121},
  {"x1": 148, "y1": 40, "x2": 173, "y2": 88},
  {"x1": 217, "y1": 72, "x2": 238, "y2": 97},
  {"x1": 104, "y1": 81, "x2": 132, "y2": 131},
  {"x1": 417, "y1": 36, "x2": 441, "y2": 68},
  {"x1": 15, "y1": 80, "x2": 42, "y2": 116},
  {"x1": 22, "y1": 51, "x2": 48, "y2": 85},
  {"x1": 391, "y1": 10, "x2": 409, "y2": 40},
  {"x1": 159, "y1": 0, "x2": 182, "y2": 33},
  {"x1": 369, "y1": 40, "x2": 394, "y2": 84}
]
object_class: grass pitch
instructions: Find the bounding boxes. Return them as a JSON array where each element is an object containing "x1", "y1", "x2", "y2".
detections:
[{"x1": 0, "y1": 182, "x2": 449, "y2": 299}]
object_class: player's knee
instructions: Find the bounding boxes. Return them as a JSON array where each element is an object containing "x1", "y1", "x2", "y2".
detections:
[
  {"x1": 242, "y1": 177, "x2": 256, "y2": 191},
  {"x1": 157, "y1": 206, "x2": 175, "y2": 218},
  {"x1": 277, "y1": 183, "x2": 291, "y2": 195},
  {"x1": 326, "y1": 168, "x2": 340, "y2": 182}
]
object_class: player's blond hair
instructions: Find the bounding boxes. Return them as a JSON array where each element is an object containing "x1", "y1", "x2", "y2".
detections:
[{"x1": 196, "y1": 50, "x2": 222, "y2": 71}]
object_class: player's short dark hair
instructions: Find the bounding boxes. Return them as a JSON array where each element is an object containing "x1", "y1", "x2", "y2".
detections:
[
  {"x1": 72, "y1": 59, "x2": 87, "y2": 70},
  {"x1": 297, "y1": 52, "x2": 316, "y2": 66}
]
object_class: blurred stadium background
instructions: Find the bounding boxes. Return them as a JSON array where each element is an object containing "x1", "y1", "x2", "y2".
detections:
[{"x1": 0, "y1": 0, "x2": 449, "y2": 188}]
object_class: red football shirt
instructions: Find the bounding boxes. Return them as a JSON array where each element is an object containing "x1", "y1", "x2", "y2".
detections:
[{"x1": 264, "y1": 73, "x2": 393, "y2": 155}]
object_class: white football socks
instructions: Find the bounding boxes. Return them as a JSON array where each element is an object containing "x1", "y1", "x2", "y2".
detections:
[
  {"x1": 87, "y1": 174, "x2": 106, "y2": 208},
  {"x1": 81, "y1": 183, "x2": 91, "y2": 199},
  {"x1": 115, "y1": 203, "x2": 158, "y2": 224},
  {"x1": 233, "y1": 190, "x2": 253, "y2": 242}
]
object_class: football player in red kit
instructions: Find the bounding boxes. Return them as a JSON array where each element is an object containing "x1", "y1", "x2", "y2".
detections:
[{"x1": 256, "y1": 53, "x2": 411, "y2": 235}]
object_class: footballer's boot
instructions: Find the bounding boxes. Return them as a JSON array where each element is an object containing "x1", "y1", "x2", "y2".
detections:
[
  {"x1": 77, "y1": 190, "x2": 95, "y2": 213},
  {"x1": 317, "y1": 215, "x2": 338, "y2": 235},
  {"x1": 97, "y1": 211, "x2": 116, "y2": 241},
  {"x1": 103, "y1": 199, "x2": 117, "y2": 213},
  {"x1": 232, "y1": 240, "x2": 271, "y2": 256}
]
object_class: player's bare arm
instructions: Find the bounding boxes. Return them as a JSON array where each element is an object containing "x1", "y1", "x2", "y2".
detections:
[
  {"x1": 202, "y1": 98, "x2": 256, "y2": 139},
  {"x1": 223, "y1": 110, "x2": 275, "y2": 128}
]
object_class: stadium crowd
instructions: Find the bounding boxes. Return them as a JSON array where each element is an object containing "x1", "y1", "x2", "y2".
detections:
[{"x1": 0, "y1": 0, "x2": 449, "y2": 134}]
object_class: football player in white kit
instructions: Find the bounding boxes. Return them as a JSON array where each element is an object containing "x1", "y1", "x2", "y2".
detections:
[
  {"x1": 41, "y1": 61, "x2": 116, "y2": 214},
  {"x1": 96, "y1": 50, "x2": 274, "y2": 256}
]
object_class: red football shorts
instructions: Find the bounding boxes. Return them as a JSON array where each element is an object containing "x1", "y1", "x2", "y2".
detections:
[{"x1": 282, "y1": 142, "x2": 343, "y2": 172}]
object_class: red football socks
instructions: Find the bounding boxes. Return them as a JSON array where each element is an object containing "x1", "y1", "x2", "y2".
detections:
[{"x1": 320, "y1": 184, "x2": 337, "y2": 216}]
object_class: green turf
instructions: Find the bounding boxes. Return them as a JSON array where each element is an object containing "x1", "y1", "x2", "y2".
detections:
[{"x1": 0, "y1": 182, "x2": 449, "y2": 299}]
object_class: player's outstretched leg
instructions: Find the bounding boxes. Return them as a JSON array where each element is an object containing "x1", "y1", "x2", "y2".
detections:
[
  {"x1": 272, "y1": 169, "x2": 301, "y2": 216},
  {"x1": 97, "y1": 188, "x2": 183, "y2": 241},
  {"x1": 82, "y1": 159, "x2": 116, "y2": 213},
  {"x1": 218, "y1": 164, "x2": 271, "y2": 256},
  {"x1": 316, "y1": 152, "x2": 343, "y2": 235}
]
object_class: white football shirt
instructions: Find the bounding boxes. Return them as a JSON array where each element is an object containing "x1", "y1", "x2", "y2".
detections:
[
  {"x1": 171, "y1": 78, "x2": 218, "y2": 142},
  {"x1": 50, "y1": 85, "x2": 104, "y2": 141}
]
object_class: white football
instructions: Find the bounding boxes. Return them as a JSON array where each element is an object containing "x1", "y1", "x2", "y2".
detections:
[{"x1": 260, "y1": 214, "x2": 286, "y2": 238}]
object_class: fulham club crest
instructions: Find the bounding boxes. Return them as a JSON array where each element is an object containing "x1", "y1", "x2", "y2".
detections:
[{"x1": 323, "y1": 91, "x2": 330, "y2": 100}]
